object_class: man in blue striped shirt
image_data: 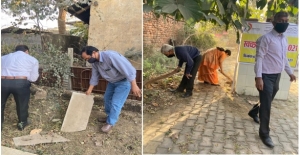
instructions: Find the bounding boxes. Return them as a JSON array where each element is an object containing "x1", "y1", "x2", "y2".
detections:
[
  {"x1": 161, "y1": 44, "x2": 201, "y2": 98},
  {"x1": 81, "y1": 46, "x2": 141, "y2": 133},
  {"x1": 1, "y1": 45, "x2": 39, "y2": 131}
]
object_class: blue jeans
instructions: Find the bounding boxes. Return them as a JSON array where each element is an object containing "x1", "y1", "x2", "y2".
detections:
[{"x1": 104, "y1": 79, "x2": 131, "y2": 125}]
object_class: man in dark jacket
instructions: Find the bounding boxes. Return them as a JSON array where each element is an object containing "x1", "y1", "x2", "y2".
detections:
[{"x1": 161, "y1": 44, "x2": 201, "y2": 98}]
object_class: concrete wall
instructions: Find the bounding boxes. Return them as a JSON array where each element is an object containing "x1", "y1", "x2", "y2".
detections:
[
  {"x1": 42, "y1": 33, "x2": 83, "y2": 54},
  {"x1": 143, "y1": 12, "x2": 184, "y2": 48},
  {"x1": 1, "y1": 33, "x2": 42, "y2": 52},
  {"x1": 88, "y1": 0, "x2": 142, "y2": 56}
]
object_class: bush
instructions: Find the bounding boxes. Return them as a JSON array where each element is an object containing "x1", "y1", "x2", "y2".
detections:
[
  {"x1": 31, "y1": 43, "x2": 72, "y2": 88},
  {"x1": 1, "y1": 43, "x2": 72, "y2": 88},
  {"x1": 143, "y1": 45, "x2": 177, "y2": 81}
]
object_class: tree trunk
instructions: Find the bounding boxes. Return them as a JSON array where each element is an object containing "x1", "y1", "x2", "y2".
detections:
[{"x1": 58, "y1": 7, "x2": 67, "y2": 34}]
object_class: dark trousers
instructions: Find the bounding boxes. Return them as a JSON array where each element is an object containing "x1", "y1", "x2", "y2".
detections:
[
  {"x1": 177, "y1": 55, "x2": 202, "y2": 93},
  {"x1": 1, "y1": 79, "x2": 31, "y2": 124},
  {"x1": 256, "y1": 73, "x2": 281, "y2": 137}
]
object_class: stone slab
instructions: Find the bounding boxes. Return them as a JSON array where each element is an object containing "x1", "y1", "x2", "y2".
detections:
[
  {"x1": 2, "y1": 146, "x2": 37, "y2": 155},
  {"x1": 61, "y1": 92, "x2": 94, "y2": 132},
  {"x1": 13, "y1": 133, "x2": 69, "y2": 146}
]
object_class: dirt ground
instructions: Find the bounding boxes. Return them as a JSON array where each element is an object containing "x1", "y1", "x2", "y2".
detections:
[
  {"x1": 143, "y1": 76, "x2": 252, "y2": 123},
  {"x1": 1, "y1": 86, "x2": 142, "y2": 155}
]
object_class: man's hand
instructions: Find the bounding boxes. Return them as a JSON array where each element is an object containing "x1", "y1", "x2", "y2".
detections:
[
  {"x1": 185, "y1": 74, "x2": 192, "y2": 79},
  {"x1": 86, "y1": 85, "x2": 94, "y2": 95},
  {"x1": 131, "y1": 85, "x2": 141, "y2": 97},
  {"x1": 255, "y1": 77, "x2": 263, "y2": 91},
  {"x1": 86, "y1": 89, "x2": 92, "y2": 95},
  {"x1": 289, "y1": 74, "x2": 296, "y2": 82}
]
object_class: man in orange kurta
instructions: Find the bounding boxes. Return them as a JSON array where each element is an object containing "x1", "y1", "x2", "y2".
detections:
[{"x1": 198, "y1": 47, "x2": 232, "y2": 85}]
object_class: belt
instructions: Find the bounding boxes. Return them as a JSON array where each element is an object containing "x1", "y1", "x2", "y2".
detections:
[{"x1": 1, "y1": 76, "x2": 27, "y2": 80}]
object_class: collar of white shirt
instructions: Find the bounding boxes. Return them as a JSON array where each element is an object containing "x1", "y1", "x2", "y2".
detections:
[{"x1": 271, "y1": 29, "x2": 284, "y2": 37}]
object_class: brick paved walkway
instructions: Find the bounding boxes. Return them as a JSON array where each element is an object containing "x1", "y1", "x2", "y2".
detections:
[{"x1": 143, "y1": 50, "x2": 298, "y2": 154}]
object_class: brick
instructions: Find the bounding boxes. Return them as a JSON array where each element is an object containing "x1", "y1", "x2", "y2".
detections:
[
  {"x1": 215, "y1": 119, "x2": 225, "y2": 126},
  {"x1": 191, "y1": 131, "x2": 202, "y2": 140},
  {"x1": 225, "y1": 118, "x2": 234, "y2": 124},
  {"x1": 281, "y1": 124, "x2": 291, "y2": 131},
  {"x1": 204, "y1": 122, "x2": 215, "y2": 129},
  {"x1": 195, "y1": 117, "x2": 205, "y2": 124},
  {"x1": 198, "y1": 112, "x2": 208, "y2": 118},
  {"x1": 212, "y1": 133, "x2": 225, "y2": 142},
  {"x1": 206, "y1": 115, "x2": 216, "y2": 122},
  {"x1": 234, "y1": 116, "x2": 243, "y2": 122},
  {"x1": 170, "y1": 145, "x2": 181, "y2": 154},
  {"x1": 188, "y1": 141, "x2": 199, "y2": 151},
  {"x1": 203, "y1": 129, "x2": 214, "y2": 136},
  {"x1": 225, "y1": 131, "x2": 236, "y2": 139},
  {"x1": 214, "y1": 126, "x2": 225, "y2": 133},
  {"x1": 224, "y1": 139, "x2": 235, "y2": 149},
  {"x1": 181, "y1": 127, "x2": 193, "y2": 134},
  {"x1": 185, "y1": 119, "x2": 196, "y2": 127},
  {"x1": 201, "y1": 108, "x2": 209, "y2": 113},
  {"x1": 285, "y1": 130, "x2": 297, "y2": 138},
  {"x1": 277, "y1": 133, "x2": 290, "y2": 142},
  {"x1": 171, "y1": 121, "x2": 185, "y2": 130},
  {"x1": 199, "y1": 136, "x2": 213, "y2": 147},
  {"x1": 247, "y1": 142, "x2": 262, "y2": 154},
  {"x1": 211, "y1": 142, "x2": 224, "y2": 153},
  {"x1": 160, "y1": 137, "x2": 174, "y2": 148},
  {"x1": 197, "y1": 147, "x2": 211, "y2": 154},
  {"x1": 209, "y1": 106, "x2": 217, "y2": 111},
  {"x1": 236, "y1": 136, "x2": 246, "y2": 142},
  {"x1": 217, "y1": 114, "x2": 225, "y2": 120},
  {"x1": 289, "y1": 138, "x2": 298, "y2": 148},
  {"x1": 176, "y1": 134, "x2": 188, "y2": 144},
  {"x1": 156, "y1": 147, "x2": 169, "y2": 154},
  {"x1": 188, "y1": 114, "x2": 199, "y2": 119},
  {"x1": 143, "y1": 141, "x2": 161, "y2": 154},
  {"x1": 244, "y1": 126, "x2": 255, "y2": 133},
  {"x1": 234, "y1": 122, "x2": 244, "y2": 129},
  {"x1": 260, "y1": 148, "x2": 274, "y2": 154},
  {"x1": 225, "y1": 124, "x2": 235, "y2": 131},
  {"x1": 273, "y1": 146, "x2": 285, "y2": 154},
  {"x1": 193, "y1": 124, "x2": 204, "y2": 132},
  {"x1": 224, "y1": 148, "x2": 235, "y2": 154},
  {"x1": 281, "y1": 142, "x2": 296, "y2": 153},
  {"x1": 235, "y1": 129, "x2": 246, "y2": 137},
  {"x1": 245, "y1": 133, "x2": 257, "y2": 142}
]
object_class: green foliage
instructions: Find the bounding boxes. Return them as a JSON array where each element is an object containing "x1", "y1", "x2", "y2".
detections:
[
  {"x1": 70, "y1": 22, "x2": 89, "y2": 43},
  {"x1": 143, "y1": 45, "x2": 177, "y2": 81},
  {"x1": 31, "y1": 43, "x2": 72, "y2": 88},
  {"x1": 1, "y1": 43, "x2": 72, "y2": 88},
  {"x1": 144, "y1": 0, "x2": 299, "y2": 43},
  {"x1": 1, "y1": 0, "x2": 58, "y2": 30}
]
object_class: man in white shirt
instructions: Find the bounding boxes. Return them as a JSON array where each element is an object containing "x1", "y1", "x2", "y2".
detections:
[
  {"x1": 248, "y1": 11, "x2": 296, "y2": 148},
  {"x1": 1, "y1": 45, "x2": 39, "y2": 131}
]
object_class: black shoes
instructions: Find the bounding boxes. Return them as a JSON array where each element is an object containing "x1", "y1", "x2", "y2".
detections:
[
  {"x1": 170, "y1": 89, "x2": 184, "y2": 93},
  {"x1": 248, "y1": 104, "x2": 260, "y2": 123},
  {"x1": 248, "y1": 112, "x2": 260, "y2": 123},
  {"x1": 17, "y1": 121, "x2": 28, "y2": 131},
  {"x1": 259, "y1": 135, "x2": 274, "y2": 148},
  {"x1": 182, "y1": 92, "x2": 192, "y2": 98}
]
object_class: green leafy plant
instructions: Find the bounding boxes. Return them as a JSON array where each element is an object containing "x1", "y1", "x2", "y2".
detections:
[
  {"x1": 143, "y1": 45, "x2": 177, "y2": 81},
  {"x1": 144, "y1": 0, "x2": 298, "y2": 42},
  {"x1": 31, "y1": 43, "x2": 72, "y2": 88},
  {"x1": 70, "y1": 22, "x2": 89, "y2": 44}
]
